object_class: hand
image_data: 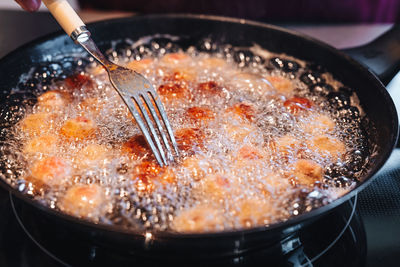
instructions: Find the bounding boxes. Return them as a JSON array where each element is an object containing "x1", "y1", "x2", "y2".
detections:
[{"x1": 15, "y1": 0, "x2": 41, "y2": 12}]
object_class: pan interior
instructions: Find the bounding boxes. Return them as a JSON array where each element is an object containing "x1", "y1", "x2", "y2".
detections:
[{"x1": 0, "y1": 28, "x2": 377, "y2": 235}]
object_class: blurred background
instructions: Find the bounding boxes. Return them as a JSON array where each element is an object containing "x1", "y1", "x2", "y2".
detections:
[
  {"x1": 77, "y1": 0, "x2": 400, "y2": 23},
  {"x1": 1, "y1": 0, "x2": 398, "y2": 49},
  {"x1": 2, "y1": 0, "x2": 400, "y2": 23},
  {"x1": 0, "y1": 0, "x2": 75, "y2": 10}
]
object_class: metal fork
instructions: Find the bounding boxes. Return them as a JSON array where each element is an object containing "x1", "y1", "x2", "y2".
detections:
[{"x1": 43, "y1": 0, "x2": 179, "y2": 166}]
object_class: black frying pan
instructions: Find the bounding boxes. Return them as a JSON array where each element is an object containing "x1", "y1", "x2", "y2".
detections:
[{"x1": 0, "y1": 14, "x2": 398, "y2": 264}]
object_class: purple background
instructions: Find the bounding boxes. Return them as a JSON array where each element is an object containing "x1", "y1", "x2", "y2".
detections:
[{"x1": 79, "y1": 0, "x2": 400, "y2": 22}]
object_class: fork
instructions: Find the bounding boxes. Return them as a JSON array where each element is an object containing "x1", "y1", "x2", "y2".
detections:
[{"x1": 42, "y1": 0, "x2": 179, "y2": 166}]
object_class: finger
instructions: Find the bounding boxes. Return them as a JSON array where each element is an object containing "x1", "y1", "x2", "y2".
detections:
[{"x1": 15, "y1": 0, "x2": 41, "y2": 12}]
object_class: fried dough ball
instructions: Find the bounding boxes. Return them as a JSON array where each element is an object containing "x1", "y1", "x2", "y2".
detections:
[
  {"x1": 30, "y1": 156, "x2": 72, "y2": 186},
  {"x1": 301, "y1": 114, "x2": 335, "y2": 134},
  {"x1": 133, "y1": 170, "x2": 156, "y2": 193},
  {"x1": 20, "y1": 112, "x2": 56, "y2": 136},
  {"x1": 284, "y1": 97, "x2": 313, "y2": 115},
  {"x1": 234, "y1": 144, "x2": 266, "y2": 170},
  {"x1": 258, "y1": 172, "x2": 291, "y2": 197},
  {"x1": 223, "y1": 122, "x2": 258, "y2": 143},
  {"x1": 60, "y1": 184, "x2": 105, "y2": 218},
  {"x1": 37, "y1": 90, "x2": 70, "y2": 111},
  {"x1": 237, "y1": 144, "x2": 264, "y2": 160},
  {"x1": 266, "y1": 76, "x2": 295, "y2": 95},
  {"x1": 182, "y1": 156, "x2": 213, "y2": 181},
  {"x1": 232, "y1": 73, "x2": 274, "y2": 94},
  {"x1": 293, "y1": 159, "x2": 323, "y2": 186},
  {"x1": 132, "y1": 161, "x2": 175, "y2": 193},
  {"x1": 134, "y1": 160, "x2": 162, "y2": 177},
  {"x1": 225, "y1": 102, "x2": 256, "y2": 122},
  {"x1": 157, "y1": 83, "x2": 191, "y2": 104},
  {"x1": 171, "y1": 205, "x2": 224, "y2": 233},
  {"x1": 234, "y1": 198, "x2": 275, "y2": 228},
  {"x1": 160, "y1": 53, "x2": 190, "y2": 65},
  {"x1": 196, "y1": 81, "x2": 223, "y2": 97},
  {"x1": 198, "y1": 174, "x2": 234, "y2": 200},
  {"x1": 64, "y1": 73, "x2": 93, "y2": 91},
  {"x1": 126, "y1": 58, "x2": 153, "y2": 72},
  {"x1": 60, "y1": 116, "x2": 96, "y2": 140},
  {"x1": 308, "y1": 134, "x2": 346, "y2": 160},
  {"x1": 134, "y1": 175, "x2": 155, "y2": 193},
  {"x1": 159, "y1": 168, "x2": 177, "y2": 185},
  {"x1": 78, "y1": 98, "x2": 104, "y2": 117},
  {"x1": 122, "y1": 135, "x2": 153, "y2": 160},
  {"x1": 186, "y1": 106, "x2": 215, "y2": 123},
  {"x1": 75, "y1": 144, "x2": 111, "y2": 169},
  {"x1": 175, "y1": 127, "x2": 204, "y2": 154},
  {"x1": 23, "y1": 134, "x2": 58, "y2": 155},
  {"x1": 164, "y1": 68, "x2": 196, "y2": 82},
  {"x1": 268, "y1": 135, "x2": 301, "y2": 158},
  {"x1": 199, "y1": 57, "x2": 227, "y2": 69}
]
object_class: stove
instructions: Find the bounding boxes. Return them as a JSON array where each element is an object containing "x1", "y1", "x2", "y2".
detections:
[
  {"x1": 0, "y1": 191, "x2": 366, "y2": 267},
  {"x1": 0, "y1": 10, "x2": 399, "y2": 267}
]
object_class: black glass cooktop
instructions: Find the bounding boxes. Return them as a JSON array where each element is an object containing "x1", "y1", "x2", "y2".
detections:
[
  {"x1": 1, "y1": 191, "x2": 366, "y2": 267},
  {"x1": 0, "y1": 10, "x2": 399, "y2": 267}
]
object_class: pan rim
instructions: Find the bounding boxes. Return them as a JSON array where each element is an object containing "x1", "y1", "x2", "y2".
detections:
[{"x1": 1, "y1": 13, "x2": 398, "y2": 240}]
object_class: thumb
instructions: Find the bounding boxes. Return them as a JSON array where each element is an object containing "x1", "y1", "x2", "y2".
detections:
[{"x1": 15, "y1": 0, "x2": 41, "y2": 12}]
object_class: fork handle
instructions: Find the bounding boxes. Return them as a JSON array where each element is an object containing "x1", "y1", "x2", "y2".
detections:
[{"x1": 42, "y1": 0, "x2": 89, "y2": 42}]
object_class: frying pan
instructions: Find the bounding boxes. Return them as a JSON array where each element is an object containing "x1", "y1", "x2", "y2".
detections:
[{"x1": 0, "y1": 14, "x2": 398, "y2": 263}]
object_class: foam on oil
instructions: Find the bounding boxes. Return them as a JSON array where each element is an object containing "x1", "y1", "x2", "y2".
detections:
[{"x1": 0, "y1": 37, "x2": 373, "y2": 233}]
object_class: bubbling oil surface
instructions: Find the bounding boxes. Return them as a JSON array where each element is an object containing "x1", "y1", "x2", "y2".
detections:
[{"x1": 0, "y1": 37, "x2": 373, "y2": 233}]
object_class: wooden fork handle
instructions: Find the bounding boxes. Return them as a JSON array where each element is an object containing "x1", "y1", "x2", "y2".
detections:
[{"x1": 42, "y1": 0, "x2": 85, "y2": 37}]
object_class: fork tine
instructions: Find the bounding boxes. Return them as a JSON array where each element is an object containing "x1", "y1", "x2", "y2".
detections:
[
  {"x1": 124, "y1": 98, "x2": 164, "y2": 167},
  {"x1": 148, "y1": 91, "x2": 180, "y2": 156},
  {"x1": 141, "y1": 92, "x2": 174, "y2": 161},
  {"x1": 129, "y1": 71, "x2": 179, "y2": 156},
  {"x1": 132, "y1": 95, "x2": 168, "y2": 166}
]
